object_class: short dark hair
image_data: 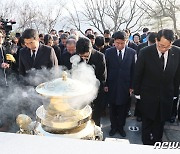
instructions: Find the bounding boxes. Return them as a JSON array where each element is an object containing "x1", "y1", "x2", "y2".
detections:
[
  {"x1": 95, "y1": 36, "x2": 105, "y2": 47},
  {"x1": 53, "y1": 35, "x2": 58, "y2": 41},
  {"x1": 76, "y1": 37, "x2": 92, "y2": 54},
  {"x1": 50, "y1": 29, "x2": 56, "y2": 33},
  {"x1": 157, "y1": 29, "x2": 175, "y2": 43},
  {"x1": 39, "y1": 33, "x2": 44, "y2": 38},
  {"x1": 143, "y1": 28, "x2": 149, "y2": 33},
  {"x1": 133, "y1": 33, "x2": 141, "y2": 40},
  {"x1": 85, "y1": 28, "x2": 93, "y2": 34},
  {"x1": 124, "y1": 29, "x2": 131, "y2": 34},
  {"x1": 104, "y1": 29, "x2": 110, "y2": 34},
  {"x1": 15, "y1": 32, "x2": 21, "y2": 38},
  {"x1": 60, "y1": 33, "x2": 69, "y2": 39},
  {"x1": 59, "y1": 30, "x2": 64, "y2": 33},
  {"x1": 22, "y1": 29, "x2": 39, "y2": 40},
  {"x1": 148, "y1": 32, "x2": 157, "y2": 44},
  {"x1": 87, "y1": 34, "x2": 95, "y2": 39},
  {"x1": 112, "y1": 31, "x2": 127, "y2": 40},
  {"x1": 65, "y1": 31, "x2": 70, "y2": 35},
  {"x1": 44, "y1": 34, "x2": 53, "y2": 45},
  {"x1": 18, "y1": 36, "x2": 25, "y2": 45}
]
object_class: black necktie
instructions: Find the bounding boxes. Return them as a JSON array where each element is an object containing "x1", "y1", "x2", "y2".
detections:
[
  {"x1": 31, "y1": 51, "x2": 36, "y2": 65},
  {"x1": 119, "y1": 50, "x2": 122, "y2": 62},
  {"x1": 160, "y1": 53, "x2": 164, "y2": 70}
]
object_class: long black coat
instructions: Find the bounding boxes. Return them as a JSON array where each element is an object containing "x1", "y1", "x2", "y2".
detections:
[
  {"x1": 105, "y1": 46, "x2": 135, "y2": 105},
  {"x1": 137, "y1": 42, "x2": 148, "y2": 56},
  {"x1": 60, "y1": 50, "x2": 75, "y2": 70},
  {"x1": 88, "y1": 49, "x2": 106, "y2": 86},
  {"x1": 19, "y1": 44, "x2": 58, "y2": 76},
  {"x1": 52, "y1": 45, "x2": 61, "y2": 65},
  {"x1": 134, "y1": 44, "x2": 180, "y2": 121},
  {"x1": 86, "y1": 49, "x2": 107, "y2": 126}
]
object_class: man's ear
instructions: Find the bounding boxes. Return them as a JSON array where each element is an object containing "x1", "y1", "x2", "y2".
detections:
[{"x1": 155, "y1": 38, "x2": 158, "y2": 43}]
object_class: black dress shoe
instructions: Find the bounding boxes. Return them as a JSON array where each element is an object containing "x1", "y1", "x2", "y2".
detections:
[
  {"x1": 136, "y1": 117, "x2": 142, "y2": 122},
  {"x1": 119, "y1": 129, "x2": 126, "y2": 137},
  {"x1": 109, "y1": 129, "x2": 117, "y2": 136},
  {"x1": 127, "y1": 111, "x2": 132, "y2": 117},
  {"x1": 169, "y1": 116, "x2": 176, "y2": 123}
]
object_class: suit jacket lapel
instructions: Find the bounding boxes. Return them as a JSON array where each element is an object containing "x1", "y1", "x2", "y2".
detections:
[
  {"x1": 151, "y1": 44, "x2": 163, "y2": 71},
  {"x1": 164, "y1": 48, "x2": 174, "y2": 72},
  {"x1": 26, "y1": 48, "x2": 33, "y2": 67},
  {"x1": 33, "y1": 45, "x2": 44, "y2": 67},
  {"x1": 122, "y1": 47, "x2": 128, "y2": 64}
]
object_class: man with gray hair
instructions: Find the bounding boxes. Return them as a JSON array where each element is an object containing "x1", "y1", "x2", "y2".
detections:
[{"x1": 60, "y1": 37, "x2": 76, "y2": 70}]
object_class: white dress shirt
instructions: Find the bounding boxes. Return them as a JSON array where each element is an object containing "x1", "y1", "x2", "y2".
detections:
[
  {"x1": 157, "y1": 50, "x2": 168, "y2": 70},
  {"x1": 116, "y1": 47, "x2": 125, "y2": 59},
  {"x1": 135, "y1": 49, "x2": 177, "y2": 100}
]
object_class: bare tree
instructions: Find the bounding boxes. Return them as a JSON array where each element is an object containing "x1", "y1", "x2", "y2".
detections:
[
  {"x1": 66, "y1": 0, "x2": 144, "y2": 34},
  {"x1": 65, "y1": 0, "x2": 87, "y2": 35},
  {"x1": 0, "y1": 0, "x2": 16, "y2": 19},
  {"x1": 37, "y1": 0, "x2": 66, "y2": 33},
  {"x1": 1, "y1": 0, "x2": 66, "y2": 33},
  {"x1": 16, "y1": 1, "x2": 38, "y2": 31},
  {"x1": 138, "y1": 0, "x2": 180, "y2": 36}
]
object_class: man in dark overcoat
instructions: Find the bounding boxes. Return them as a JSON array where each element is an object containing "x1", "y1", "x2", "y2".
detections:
[
  {"x1": 134, "y1": 29, "x2": 180, "y2": 145},
  {"x1": 76, "y1": 37, "x2": 106, "y2": 126},
  {"x1": 19, "y1": 29, "x2": 58, "y2": 76},
  {"x1": 104, "y1": 31, "x2": 135, "y2": 137}
]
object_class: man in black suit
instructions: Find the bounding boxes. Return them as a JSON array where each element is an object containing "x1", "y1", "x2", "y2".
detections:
[
  {"x1": 135, "y1": 32, "x2": 157, "y2": 122},
  {"x1": 169, "y1": 39, "x2": 180, "y2": 123},
  {"x1": 60, "y1": 38, "x2": 76, "y2": 70},
  {"x1": 134, "y1": 29, "x2": 180, "y2": 145},
  {"x1": 76, "y1": 37, "x2": 106, "y2": 126},
  {"x1": 137, "y1": 32, "x2": 157, "y2": 56},
  {"x1": 19, "y1": 29, "x2": 58, "y2": 76},
  {"x1": 105, "y1": 31, "x2": 135, "y2": 137}
]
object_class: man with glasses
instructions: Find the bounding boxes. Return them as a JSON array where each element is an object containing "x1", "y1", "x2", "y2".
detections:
[
  {"x1": 134, "y1": 29, "x2": 180, "y2": 145},
  {"x1": 76, "y1": 37, "x2": 106, "y2": 126}
]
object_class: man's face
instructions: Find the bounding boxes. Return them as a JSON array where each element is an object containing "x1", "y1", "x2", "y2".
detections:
[
  {"x1": 90, "y1": 38, "x2": 95, "y2": 45},
  {"x1": 133, "y1": 36, "x2": 140, "y2": 43},
  {"x1": 86, "y1": 30, "x2": 93, "y2": 36},
  {"x1": 79, "y1": 51, "x2": 90, "y2": 61},
  {"x1": 66, "y1": 43, "x2": 76, "y2": 54},
  {"x1": 0, "y1": 33, "x2": 4, "y2": 45},
  {"x1": 50, "y1": 31, "x2": 56, "y2": 36},
  {"x1": 24, "y1": 38, "x2": 39, "y2": 50},
  {"x1": 114, "y1": 39, "x2": 127, "y2": 50},
  {"x1": 104, "y1": 33, "x2": 111, "y2": 38},
  {"x1": 61, "y1": 39, "x2": 67, "y2": 46},
  {"x1": 156, "y1": 37, "x2": 172, "y2": 53}
]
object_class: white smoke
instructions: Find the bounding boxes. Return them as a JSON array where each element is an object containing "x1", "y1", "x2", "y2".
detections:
[
  {"x1": 69, "y1": 55, "x2": 100, "y2": 109},
  {"x1": 0, "y1": 58, "x2": 100, "y2": 132}
]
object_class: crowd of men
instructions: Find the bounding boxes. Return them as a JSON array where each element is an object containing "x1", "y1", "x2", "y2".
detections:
[{"x1": 0, "y1": 27, "x2": 180, "y2": 145}]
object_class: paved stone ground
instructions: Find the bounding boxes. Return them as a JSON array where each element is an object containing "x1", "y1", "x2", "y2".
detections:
[
  {"x1": 101, "y1": 108, "x2": 180, "y2": 144},
  {"x1": 1, "y1": 96, "x2": 179, "y2": 144}
]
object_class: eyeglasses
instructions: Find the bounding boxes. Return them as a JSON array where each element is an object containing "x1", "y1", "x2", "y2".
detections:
[{"x1": 157, "y1": 43, "x2": 171, "y2": 50}]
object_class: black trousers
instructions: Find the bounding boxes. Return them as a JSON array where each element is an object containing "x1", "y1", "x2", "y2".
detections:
[
  {"x1": 134, "y1": 99, "x2": 142, "y2": 117},
  {"x1": 91, "y1": 89, "x2": 104, "y2": 126},
  {"x1": 142, "y1": 110, "x2": 165, "y2": 145},
  {"x1": 171, "y1": 97, "x2": 180, "y2": 119},
  {"x1": 109, "y1": 103, "x2": 127, "y2": 130}
]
